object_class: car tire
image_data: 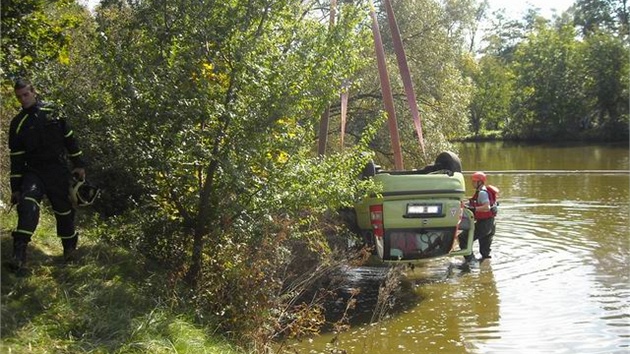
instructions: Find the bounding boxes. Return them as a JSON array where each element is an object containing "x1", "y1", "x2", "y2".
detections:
[{"x1": 435, "y1": 151, "x2": 462, "y2": 173}]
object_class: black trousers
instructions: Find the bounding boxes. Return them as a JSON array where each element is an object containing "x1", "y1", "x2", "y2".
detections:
[
  {"x1": 14, "y1": 165, "x2": 76, "y2": 242},
  {"x1": 459, "y1": 217, "x2": 495, "y2": 258}
]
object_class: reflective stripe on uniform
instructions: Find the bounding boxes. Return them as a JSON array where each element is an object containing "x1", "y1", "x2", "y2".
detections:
[
  {"x1": 54, "y1": 209, "x2": 73, "y2": 216},
  {"x1": 59, "y1": 232, "x2": 77, "y2": 239},
  {"x1": 16, "y1": 114, "x2": 29, "y2": 134},
  {"x1": 23, "y1": 197, "x2": 40, "y2": 208},
  {"x1": 14, "y1": 229, "x2": 34, "y2": 236},
  {"x1": 10, "y1": 174, "x2": 23, "y2": 178},
  {"x1": 64, "y1": 130, "x2": 74, "y2": 138},
  {"x1": 68, "y1": 151, "x2": 83, "y2": 157},
  {"x1": 10, "y1": 150, "x2": 26, "y2": 156}
]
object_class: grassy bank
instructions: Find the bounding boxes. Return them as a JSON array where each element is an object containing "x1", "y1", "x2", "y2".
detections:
[{"x1": 1, "y1": 211, "x2": 241, "y2": 354}]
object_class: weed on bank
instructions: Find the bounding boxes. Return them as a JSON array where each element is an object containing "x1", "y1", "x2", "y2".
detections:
[{"x1": 0, "y1": 211, "x2": 240, "y2": 354}]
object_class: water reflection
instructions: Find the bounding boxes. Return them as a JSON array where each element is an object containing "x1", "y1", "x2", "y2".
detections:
[
  {"x1": 288, "y1": 143, "x2": 629, "y2": 353},
  {"x1": 457, "y1": 141, "x2": 629, "y2": 171},
  {"x1": 490, "y1": 186, "x2": 629, "y2": 353},
  {"x1": 285, "y1": 260, "x2": 502, "y2": 353}
]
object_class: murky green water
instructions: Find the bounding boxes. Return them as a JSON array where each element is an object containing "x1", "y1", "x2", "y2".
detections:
[{"x1": 288, "y1": 141, "x2": 630, "y2": 353}]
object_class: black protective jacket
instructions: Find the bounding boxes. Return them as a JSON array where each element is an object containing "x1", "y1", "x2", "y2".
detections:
[{"x1": 8, "y1": 101, "x2": 85, "y2": 193}]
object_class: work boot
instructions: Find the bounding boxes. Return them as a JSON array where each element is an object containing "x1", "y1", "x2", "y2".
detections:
[
  {"x1": 62, "y1": 234, "x2": 79, "y2": 263},
  {"x1": 13, "y1": 241, "x2": 27, "y2": 268},
  {"x1": 463, "y1": 254, "x2": 476, "y2": 263},
  {"x1": 9, "y1": 233, "x2": 30, "y2": 276}
]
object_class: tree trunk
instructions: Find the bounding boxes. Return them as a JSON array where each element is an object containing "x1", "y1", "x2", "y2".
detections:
[
  {"x1": 185, "y1": 71, "x2": 237, "y2": 287},
  {"x1": 185, "y1": 156, "x2": 219, "y2": 287},
  {"x1": 318, "y1": 106, "x2": 330, "y2": 156}
]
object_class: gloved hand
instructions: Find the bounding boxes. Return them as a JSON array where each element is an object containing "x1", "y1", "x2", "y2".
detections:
[
  {"x1": 10, "y1": 191, "x2": 21, "y2": 205},
  {"x1": 72, "y1": 167, "x2": 86, "y2": 181}
]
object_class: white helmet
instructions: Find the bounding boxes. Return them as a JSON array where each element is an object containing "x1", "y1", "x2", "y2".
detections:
[{"x1": 69, "y1": 178, "x2": 101, "y2": 207}]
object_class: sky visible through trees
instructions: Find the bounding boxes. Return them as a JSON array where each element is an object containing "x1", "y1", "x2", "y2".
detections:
[
  {"x1": 486, "y1": 0, "x2": 574, "y2": 19},
  {"x1": 80, "y1": 0, "x2": 575, "y2": 18}
]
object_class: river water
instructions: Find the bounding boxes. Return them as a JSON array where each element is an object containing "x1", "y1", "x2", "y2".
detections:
[{"x1": 286, "y1": 141, "x2": 630, "y2": 353}]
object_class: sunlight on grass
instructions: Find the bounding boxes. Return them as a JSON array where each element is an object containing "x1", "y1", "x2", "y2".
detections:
[
  {"x1": 1, "y1": 209, "x2": 242, "y2": 354},
  {"x1": 119, "y1": 311, "x2": 237, "y2": 353}
]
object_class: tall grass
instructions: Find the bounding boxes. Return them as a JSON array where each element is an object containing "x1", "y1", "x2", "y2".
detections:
[
  {"x1": 1, "y1": 210, "x2": 241, "y2": 354},
  {"x1": 1, "y1": 205, "x2": 405, "y2": 353}
]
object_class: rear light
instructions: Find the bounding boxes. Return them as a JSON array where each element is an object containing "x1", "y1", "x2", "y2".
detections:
[{"x1": 369, "y1": 204, "x2": 384, "y2": 238}]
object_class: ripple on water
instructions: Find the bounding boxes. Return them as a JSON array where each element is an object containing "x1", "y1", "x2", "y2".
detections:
[
  {"x1": 286, "y1": 194, "x2": 629, "y2": 354},
  {"x1": 482, "y1": 199, "x2": 630, "y2": 353}
]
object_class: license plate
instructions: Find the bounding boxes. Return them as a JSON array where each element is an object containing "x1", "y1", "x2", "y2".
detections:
[{"x1": 406, "y1": 203, "x2": 443, "y2": 217}]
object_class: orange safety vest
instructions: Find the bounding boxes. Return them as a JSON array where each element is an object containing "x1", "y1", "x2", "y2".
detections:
[{"x1": 470, "y1": 185, "x2": 498, "y2": 220}]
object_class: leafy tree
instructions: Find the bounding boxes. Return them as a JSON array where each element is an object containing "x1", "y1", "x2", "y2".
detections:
[
  {"x1": 507, "y1": 21, "x2": 587, "y2": 139},
  {"x1": 573, "y1": 0, "x2": 627, "y2": 36},
  {"x1": 581, "y1": 31, "x2": 629, "y2": 138},
  {"x1": 466, "y1": 54, "x2": 513, "y2": 134},
  {"x1": 0, "y1": 0, "x2": 82, "y2": 79},
  {"x1": 473, "y1": 0, "x2": 629, "y2": 141},
  {"x1": 90, "y1": 0, "x2": 373, "y2": 279},
  {"x1": 480, "y1": 8, "x2": 537, "y2": 61},
  {"x1": 340, "y1": 0, "x2": 475, "y2": 168},
  {"x1": 62, "y1": 1, "x2": 386, "y2": 344},
  {"x1": 464, "y1": 0, "x2": 490, "y2": 53}
]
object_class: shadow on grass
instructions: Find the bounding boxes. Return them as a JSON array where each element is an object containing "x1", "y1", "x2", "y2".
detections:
[{"x1": 0, "y1": 231, "x2": 183, "y2": 353}]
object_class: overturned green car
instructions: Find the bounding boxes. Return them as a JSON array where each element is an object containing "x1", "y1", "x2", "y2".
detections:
[{"x1": 352, "y1": 152, "x2": 474, "y2": 263}]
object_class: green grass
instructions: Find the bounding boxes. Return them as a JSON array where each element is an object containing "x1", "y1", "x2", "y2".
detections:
[{"x1": 1, "y1": 210, "x2": 242, "y2": 354}]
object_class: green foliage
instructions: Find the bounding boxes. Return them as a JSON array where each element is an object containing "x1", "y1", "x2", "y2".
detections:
[
  {"x1": 580, "y1": 31, "x2": 630, "y2": 138},
  {"x1": 465, "y1": 54, "x2": 513, "y2": 134},
  {"x1": 61, "y1": 0, "x2": 386, "y2": 347},
  {"x1": 88, "y1": 0, "x2": 371, "y2": 213},
  {"x1": 508, "y1": 22, "x2": 585, "y2": 139},
  {"x1": 10, "y1": 0, "x2": 626, "y2": 351},
  {"x1": 0, "y1": 0, "x2": 82, "y2": 79},
  {"x1": 471, "y1": 4, "x2": 629, "y2": 141},
  {"x1": 339, "y1": 0, "x2": 474, "y2": 168},
  {"x1": 573, "y1": 0, "x2": 628, "y2": 37}
]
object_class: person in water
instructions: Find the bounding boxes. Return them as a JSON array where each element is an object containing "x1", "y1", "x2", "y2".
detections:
[{"x1": 459, "y1": 171, "x2": 497, "y2": 262}]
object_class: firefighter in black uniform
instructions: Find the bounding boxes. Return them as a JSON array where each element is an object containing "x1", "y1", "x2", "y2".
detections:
[{"x1": 8, "y1": 78, "x2": 87, "y2": 271}]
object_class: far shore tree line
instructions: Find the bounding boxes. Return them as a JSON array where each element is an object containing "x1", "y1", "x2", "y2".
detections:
[{"x1": 468, "y1": 0, "x2": 628, "y2": 142}]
